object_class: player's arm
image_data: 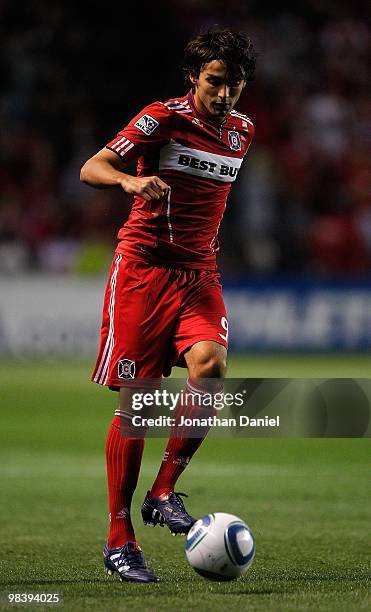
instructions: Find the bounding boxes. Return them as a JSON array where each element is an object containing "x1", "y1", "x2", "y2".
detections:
[
  {"x1": 80, "y1": 148, "x2": 169, "y2": 201},
  {"x1": 81, "y1": 102, "x2": 172, "y2": 201}
]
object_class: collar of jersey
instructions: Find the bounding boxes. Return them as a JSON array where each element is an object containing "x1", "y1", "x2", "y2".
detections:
[{"x1": 187, "y1": 90, "x2": 228, "y2": 129}]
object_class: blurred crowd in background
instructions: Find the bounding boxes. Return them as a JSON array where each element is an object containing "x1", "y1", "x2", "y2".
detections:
[{"x1": 0, "y1": 0, "x2": 370, "y2": 278}]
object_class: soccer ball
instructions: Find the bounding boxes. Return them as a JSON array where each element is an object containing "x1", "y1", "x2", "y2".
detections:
[{"x1": 185, "y1": 512, "x2": 255, "y2": 581}]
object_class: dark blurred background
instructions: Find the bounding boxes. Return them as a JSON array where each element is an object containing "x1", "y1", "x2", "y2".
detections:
[{"x1": 0, "y1": 0, "x2": 370, "y2": 278}]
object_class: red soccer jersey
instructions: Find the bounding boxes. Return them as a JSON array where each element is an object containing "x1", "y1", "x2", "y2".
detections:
[{"x1": 106, "y1": 90, "x2": 254, "y2": 269}]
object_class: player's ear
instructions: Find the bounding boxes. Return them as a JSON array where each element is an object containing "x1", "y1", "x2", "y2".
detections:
[{"x1": 189, "y1": 72, "x2": 198, "y2": 87}]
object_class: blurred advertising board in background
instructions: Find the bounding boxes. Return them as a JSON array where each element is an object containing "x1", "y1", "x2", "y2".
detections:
[{"x1": 1, "y1": 277, "x2": 370, "y2": 356}]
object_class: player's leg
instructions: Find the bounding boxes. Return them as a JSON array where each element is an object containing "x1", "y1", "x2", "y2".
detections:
[
  {"x1": 105, "y1": 389, "x2": 145, "y2": 550},
  {"x1": 103, "y1": 387, "x2": 161, "y2": 582},
  {"x1": 93, "y1": 256, "x2": 178, "y2": 580},
  {"x1": 106, "y1": 383, "x2": 159, "y2": 550},
  {"x1": 185, "y1": 339, "x2": 227, "y2": 379},
  {"x1": 142, "y1": 270, "x2": 228, "y2": 534},
  {"x1": 150, "y1": 341, "x2": 226, "y2": 498}
]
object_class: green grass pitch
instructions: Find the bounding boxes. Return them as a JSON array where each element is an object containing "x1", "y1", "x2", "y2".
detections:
[{"x1": 0, "y1": 355, "x2": 370, "y2": 611}]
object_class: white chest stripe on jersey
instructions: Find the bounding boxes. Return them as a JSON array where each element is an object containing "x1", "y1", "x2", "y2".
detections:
[{"x1": 159, "y1": 139, "x2": 243, "y2": 183}]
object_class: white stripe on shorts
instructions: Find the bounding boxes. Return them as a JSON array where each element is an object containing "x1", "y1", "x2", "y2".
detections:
[
  {"x1": 166, "y1": 187, "x2": 173, "y2": 243},
  {"x1": 94, "y1": 254, "x2": 122, "y2": 384},
  {"x1": 100, "y1": 254, "x2": 122, "y2": 384}
]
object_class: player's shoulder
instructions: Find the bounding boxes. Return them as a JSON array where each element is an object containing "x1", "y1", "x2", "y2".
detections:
[
  {"x1": 135, "y1": 96, "x2": 192, "y2": 122},
  {"x1": 162, "y1": 94, "x2": 193, "y2": 116},
  {"x1": 228, "y1": 109, "x2": 255, "y2": 133},
  {"x1": 137, "y1": 100, "x2": 173, "y2": 119}
]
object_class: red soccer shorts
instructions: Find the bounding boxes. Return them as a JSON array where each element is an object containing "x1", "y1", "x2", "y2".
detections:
[{"x1": 92, "y1": 253, "x2": 228, "y2": 390}]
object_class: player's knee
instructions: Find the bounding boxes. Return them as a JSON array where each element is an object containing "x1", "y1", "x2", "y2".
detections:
[
  {"x1": 197, "y1": 357, "x2": 226, "y2": 379},
  {"x1": 189, "y1": 346, "x2": 227, "y2": 379}
]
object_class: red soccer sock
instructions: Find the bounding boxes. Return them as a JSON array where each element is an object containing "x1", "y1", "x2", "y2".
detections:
[
  {"x1": 150, "y1": 379, "x2": 220, "y2": 499},
  {"x1": 106, "y1": 414, "x2": 144, "y2": 548}
]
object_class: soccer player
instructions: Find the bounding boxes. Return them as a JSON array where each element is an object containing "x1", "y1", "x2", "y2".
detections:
[{"x1": 80, "y1": 27, "x2": 256, "y2": 583}]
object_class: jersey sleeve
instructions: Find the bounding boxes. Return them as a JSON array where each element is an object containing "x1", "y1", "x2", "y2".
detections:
[
  {"x1": 241, "y1": 117, "x2": 255, "y2": 155},
  {"x1": 106, "y1": 101, "x2": 172, "y2": 163}
]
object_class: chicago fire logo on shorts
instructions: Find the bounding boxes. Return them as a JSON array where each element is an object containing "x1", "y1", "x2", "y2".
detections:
[
  {"x1": 228, "y1": 130, "x2": 241, "y2": 151},
  {"x1": 118, "y1": 359, "x2": 136, "y2": 379},
  {"x1": 134, "y1": 114, "x2": 159, "y2": 135}
]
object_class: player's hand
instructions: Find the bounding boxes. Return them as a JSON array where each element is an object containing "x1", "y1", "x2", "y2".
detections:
[{"x1": 120, "y1": 175, "x2": 170, "y2": 201}]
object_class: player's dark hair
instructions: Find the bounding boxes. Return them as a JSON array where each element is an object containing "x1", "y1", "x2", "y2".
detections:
[{"x1": 183, "y1": 27, "x2": 256, "y2": 86}]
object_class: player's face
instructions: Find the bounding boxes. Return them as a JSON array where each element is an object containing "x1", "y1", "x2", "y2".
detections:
[{"x1": 191, "y1": 60, "x2": 246, "y2": 121}]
